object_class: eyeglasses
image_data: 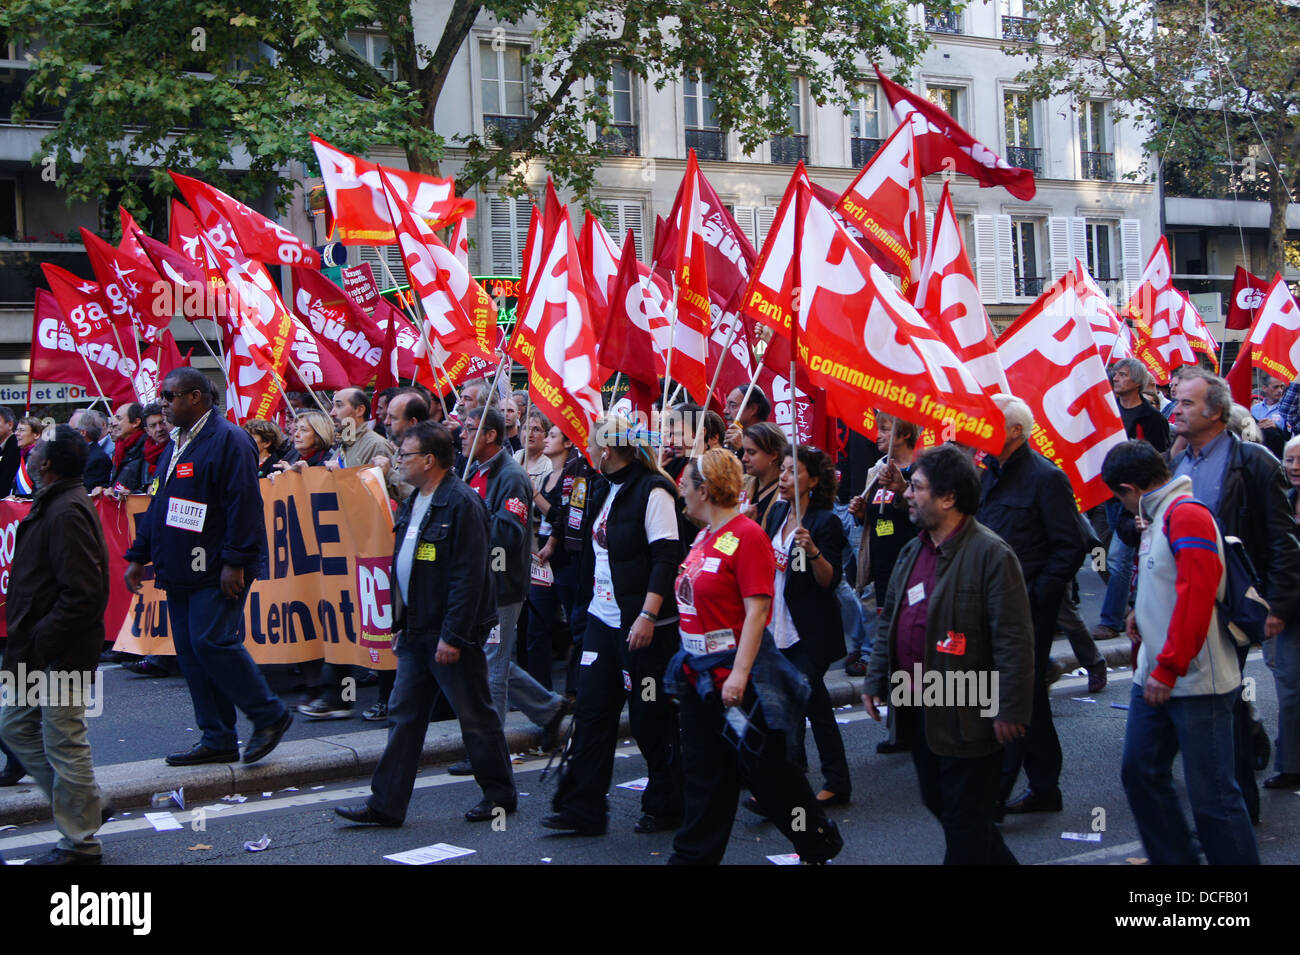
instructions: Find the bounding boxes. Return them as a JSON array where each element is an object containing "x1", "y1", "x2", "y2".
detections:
[
  {"x1": 395, "y1": 449, "x2": 432, "y2": 461},
  {"x1": 158, "y1": 388, "x2": 197, "y2": 403}
]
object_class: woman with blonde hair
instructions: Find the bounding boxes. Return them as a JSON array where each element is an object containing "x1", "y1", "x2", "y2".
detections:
[
  {"x1": 666, "y1": 447, "x2": 843, "y2": 864},
  {"x1": 543, "y1": 414, "x2": 685, "y2": 836},
  {"x1": 274, "y1": 411, "x2": 334, "y2": 473}
]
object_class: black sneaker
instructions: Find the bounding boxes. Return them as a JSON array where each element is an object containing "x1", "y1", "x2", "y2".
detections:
[{"x1": 297, "y1": 699, "x2": 354, "y2": 720}]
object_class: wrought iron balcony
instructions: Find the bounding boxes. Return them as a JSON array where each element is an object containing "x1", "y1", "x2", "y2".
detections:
[
  {"x1": 925, "y1": 10, "x2": 962, "y2": 33},
  {"x1": 483, "y1": 113, "x2": 530, "y2": 146},
  {"x1": 1005, "y1": 145, "x2": 1042, "y2": 176},
  {"x1": 686, "y1": 127, "x2": 726, "y2": 161},
  {"x1": 1080, "y1": 150, "x2": 1114, "y2": 180},
  {"x1": 851, "y1": 137, "x2": 884, "y2": 168},
  {"x1": 598, "y1": 123, "x2": 639, "y2": 157},
  {"x1": 1001, "y1": 15, "x2": 1040, "y2": 41},
  {"x1": 770, "y1": 134, "x2": 808, "y2": 165},
  {"x1": 1015, "y1": 275, "x2": 1044, "y2": 297}
]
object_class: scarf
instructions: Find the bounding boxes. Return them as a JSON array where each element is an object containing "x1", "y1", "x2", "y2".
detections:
[
  {"x1": 143, "y1": 436, "x2": 167, "y2": 477},
  {"x1": 112, "y1": 427, "x2": 145, "y2": 471}
]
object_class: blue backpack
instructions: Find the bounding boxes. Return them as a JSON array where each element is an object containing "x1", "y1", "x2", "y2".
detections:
[{"x1": 1164, "y1": 498, "x2": 1270, "y2": 647}]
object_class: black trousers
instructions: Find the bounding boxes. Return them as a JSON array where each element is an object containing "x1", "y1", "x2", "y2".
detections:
[
  {"x1": 1000, "y1": 597, "x2": 1061, "y2": 801},
  {"x1": 900, "y1": 707, "x2": 1017, "y2": 865},
  {"x1": 670, "y1": 678, "x2": 841, "y2": 864},
  {"x1": 782, "y1": 641, "x2": 852, "y2": 795},
  {"x1": 1233, "y1": 643, "x2": 1260, "y2": 822},
  {"x1": 552, "y1": 616, "x2": 683, "y2": 828}
]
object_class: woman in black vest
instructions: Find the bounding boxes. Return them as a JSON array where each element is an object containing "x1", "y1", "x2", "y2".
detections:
[
  {"x1": 542, "y1": 415, "x2": 685, "y2": 836},
  {"x1": 762, "y1": 445, "x2": 852, "y2": 805}
]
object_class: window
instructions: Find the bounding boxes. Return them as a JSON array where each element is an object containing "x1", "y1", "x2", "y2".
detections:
[
  {"x1": 1003, "y1": 92, "x2": 1041, "y2": 176},
  {"x1": 771, "y1": 78, "x2": 808, "y2": 164},
  {"x1": 685, "y1": 75, "x2": 725, "y2": 160},
  {"x1": 487, "y1": 194, "x2": 533, "y2": 275},
  {"x1": 357, "y1": 245, "x2": 408, "y2": 289},
  {"x1": 481, "y1": 41, "x2": 527, "y2": 117},
  {"x1": 924, "y1": 5, "x2": 963, "y2": 33},
  {"x1": 0, "y1": 178, "x2": 17, "y2": 239},
  {"x1": 608, "y1": 65, "x2": 635, "y2": 125},
  {"x1": 1080, "y1": 100, "x2": 1113, "y2": 180},
  {"x1": 348, "y1": 30, "x2": 395, "y2": 81},
  {"x1": 1000, "y1": 0, "x2": 1039, "y2": 40},
  {"x1": 1010, "y1": 219, "x2": 1042, "y2": 297},
  {"x1": 926, "y1": 85, "x2": 962, "y2": 125},
  {"x1": 1085, "y1": 220, "x2": 1115, "y2": 281},
  {"x1": 851, "y1": 82, "x2": 884, "y2": 167},
  {"x1": 598, "y1": 199, "x2": 645, "y2": 261},
  {"x1": 600, "y1": 65, "x2": 639, "y2": 156}
]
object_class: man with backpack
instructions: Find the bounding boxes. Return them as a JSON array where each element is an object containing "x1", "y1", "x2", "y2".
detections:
[{"x1": 1102, "y1": 440, "x2": 1259, "y2": 864}]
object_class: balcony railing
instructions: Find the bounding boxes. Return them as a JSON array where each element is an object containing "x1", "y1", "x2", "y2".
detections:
[
  {"x1": 1014, "y1": 275, "x2": 1044, "y2": 297},
  {"x1": 598, "y1": 123, "x2": 639, "y2": 157},
  {"x1": 1080, "y1": 150, "x2": 1114, "y2": 181},
  {"x1": 770, "y1": 134, "x2": 808, "y2": 165},
  {"x1": 1005, "y1": 145, "x2": 1042, "y2": 176},
  {"x1": 851, "y1": 137, "x2": 884, "y2": 168},
  {"x1": 1164, "y1": 160, "x2": 1274, "y2": 203},
  {"x1": 686, "y1": 127, "x2": 726, "y2": 161},
  {"x1": 1001, "y1": 15, "x2": 1039, "y2": 41},
  {"x1": 483, "y1": 113, "x2": 530, "y2": 146},
  {"x1": 925, "y1": 10, "x2": 962, "y2": 33}
]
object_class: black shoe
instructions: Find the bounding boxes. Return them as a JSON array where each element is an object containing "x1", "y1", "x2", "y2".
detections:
[
  {"x1": 1004, "y1": 788, "x2": 1063, "y2": 814},
  {"x1": 124, "y1": 659, "x2": 170, "y2": 677},
  {"x1": 1263, "y1": 772, "x2": 1300, "y2": 790},
  {"x1": 0, "y1": 763, "x2": 25, "y2": 786},
  {"x1": 633, "y1": 812, "x2": 682, "y2": 834},
  {"x1": 100, "y1": 799, "x2": 117, "y2": 827},
  {"x1": 742, "y1": 795, "x2": 768, "y2": 818},
  {"x1": 876, "y1": 740, "x2": 909, "y2": 754},
  {"x1": 164, "y1": 743, "x2": 240, "y2": 767},
  {"x1": 335, "y1": 803, "x2": 402, "y2": 827},
  {"x1": 538, "y1": 697, "x2": 572, "y2": 753},
  {"x1": 800, "y1": 819, "x2": 845, "y2": 865},
  {"x1": 446, "y1": 760, "x2": 474, "y2": 776},
  {"x1": 242, "y1": 710, "x2": 293, "y2": 764},
  {"x1": 994, "y1": 800, "x2": 1006, "y2": 823},
  {"x1": 357, "y1": 669, "x2": 380, "y2": 688},
  {"x1": 540, "y1": 811, "x2": 606, "y2": 836},
  {"x1": 465, "y1": 798, "x2": 516, "y2": 822},
  {"x1": 297, "y1": 699, "x2": 354, "y2": 720},
  {"x1": 1252, "y1": 721, "x2": 1271, "y2": 773},
  {"x1": 30, "y1": 848, "x2": 102, "y2": 866}
]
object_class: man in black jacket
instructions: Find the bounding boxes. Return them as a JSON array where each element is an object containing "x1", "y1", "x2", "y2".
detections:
[
  {"x1": 0, "y1": 427, "x2": 111, "y2": 864},
  {"x1": 1171, "y1": 367, "x2": 1300, "y2": 821},
  {"x1": 69, "y1": 408, "x2": 111, "y2": 493},
  {"x1": 977, "y1": 394, "x2": 1086, "y2": 816},
  {"x1": 336, "y1": 422, "x2": 517, "y2": 826},
  {"x1": 0, "y1": 407, "x2": 19, "y2": 495}
]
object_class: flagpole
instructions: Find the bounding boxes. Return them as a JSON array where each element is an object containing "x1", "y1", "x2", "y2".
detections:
[
  {"x1": 108, "y1": 323, "x2": 141, "y2": 402},
  {"x1": 701, "y1": 317, "x2": 744, "y2": 413},
  {"x1": 657, "y1": 271, "x2": 682, "y2": 467},
  {"x1": 189, "y1": 321, "x2": 236, "y2": 402},
  {"x1": 71, "y1": 350, "x2": 112, "y2": 410},
  {"x1": 373, "y1": 250, "x2": 462, "y2": 406},
  {"x1": 790, "y1": 186, "x2": 805, "y2": 530},
  {"x1": 282, "y1": 353, "x2": 332, "y2": 418},
  {"x1": 462, "y1": 354, "x2": 510, "y2": 480}
]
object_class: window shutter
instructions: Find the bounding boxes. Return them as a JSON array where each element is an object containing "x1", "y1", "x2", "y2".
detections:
[
  {"x1": 1046, "y1": 216, "x2": 1071, "y2": 284},
  {"x1": 995, "y1": 214, "x2": 1015, "y2": 302},
  {"x1": 488, "y1": 196, "x2": 519, "y2": 274},
  {"x1": 357, "y1": 244, "x2": 407, "y2": 289},
  {"x1": 974, "y1": 214, "x2": 998, "y2": 304},
  {"x1": 1119, "y1": 218, "x2": 1142, "y2": 302},
  {"x1": 756, "y1": 206, "x2": 778, "y2": 250},
  {"x1": 924, "y1": 206, "x2": 935, "y2": 246},
  {"x1": 1068, "y1": 217, "x2": 1088, "y2": 270},
  {"x1": 622, "y1": 201, "x2": 645, "y2": 261},
  {"x1": 733, "y1": 206, "x2": 758, "y2": 251}
]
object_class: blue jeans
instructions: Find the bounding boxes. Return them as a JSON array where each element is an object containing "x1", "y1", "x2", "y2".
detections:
[
  {"x1": 167, "y1": 587, "x2": 286, "y2": 751},
  {"x1": 1121, "y1": 682, "x2": 1260, "y2": 865},
  {"x1": 837, "y1": 578, "x2": 871, "y2": 657},
  {"x1": 484, "y1": 601, "x2": 562, "y2": 731},
  {"x1": 1100, "y1": 499, "x2": 1134, "y2": 631},
  {"x1": 1265, "y1": 625, "x2": 1300, "y2": 773},
  {"x1": 525, "y1": 562, "x2": 579, "y2": 689}
]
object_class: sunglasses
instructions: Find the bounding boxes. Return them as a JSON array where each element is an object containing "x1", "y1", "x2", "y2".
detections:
[{"x1": 158, "y1": 388, "x2": 198, "y2": 403}]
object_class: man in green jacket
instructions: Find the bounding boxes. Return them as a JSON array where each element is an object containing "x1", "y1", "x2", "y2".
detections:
[{"x1": 863, "y1": 443, "x2": 1034, "y2": 864}]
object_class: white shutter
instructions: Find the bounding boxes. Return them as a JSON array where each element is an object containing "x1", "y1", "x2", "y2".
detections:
[
  {"x1": 357, "y1": 244, "x2": 407, "y2": 289},
  {"x1": 756, "y1": 206, "x2": 778, "y2": 250},
  {"x1": 733, "y1": 206, "x2": 758, "y2": 252},
  {"x1": 974, "y1": 214, "x2": 998, "y2": 304},
  {"x1": 488, "y1": 196, "x2": 517, "y2": 274},
  {"x1": 1068, "y1": 216, "x2": 1088, "y2": 269},
  {"x1": 924, "y1": 206, "x2": 935, "y2": 246},
  {"x1": 1119, "y1": 218, "x2": 1142, "y2": 302},
  {"x1": 995, "y1": 214, "x2": 1015, "y2": 302},
  {"x1": 622, "y1": 201, "x2": 644, "y2": 261},
  {"x1": 1046, "y1": 216, "x2": 1071, "y2": 283}
]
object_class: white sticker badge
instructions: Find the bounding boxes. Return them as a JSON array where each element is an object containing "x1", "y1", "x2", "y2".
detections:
[
  {"x1": 906, "y1": 582, "x2": 926, "y2": 606},
  {"x1": 165, "y1": 497, "x2": 208, "y2": 533}
]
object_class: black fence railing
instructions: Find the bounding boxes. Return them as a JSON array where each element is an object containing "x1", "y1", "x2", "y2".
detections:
[
  {"x1": 597, "y1": 123, "x2": 639, "y2": 157},
  {"x1": 925, "y1": 10, "x2": 962, "y2": 33},
  {"x1": 851, "y1": 137, "x2": 884, "y2": 168},
  {"x1": 1015, "y1": 275, "x2": 1044, "y2": 297},
  {"x1": 1001, "y1": 15, "x2": 1039, "y2": 41},
  {"x1": 1080, "y1": 150, "x2": 1114, "y2": 180},
  {"x1": 686, "y1": 127, "x2": 726, "y2": 161},
  {"x1": 1164, "y1": 160, "x2": 1275, "y2": 203},
  {"x1": 770, "y1": 134, "x2": 808, "y2": 165},
  {"x1": 483, "y1": 113, "x2": 530, "y2": 146},
  {"x1": 1005, "y1": 145, "x2": 1042, "y2": 176}
]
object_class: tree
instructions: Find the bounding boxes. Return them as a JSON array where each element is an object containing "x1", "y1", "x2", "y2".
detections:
[
  {"x1": 1, "y1": 0, "x2": 946, "y2": 227},
  {"x1": 1013, "y1": 0, "x2": 1300, "y2": 276}
]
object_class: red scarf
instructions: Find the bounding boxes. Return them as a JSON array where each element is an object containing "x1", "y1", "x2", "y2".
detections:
[
  {"x1": 112, "y1": 427, "x2": 145, "y2": 471},
  {"x1": 142, "y1": 436, "x2": 167, "y2": 477}
]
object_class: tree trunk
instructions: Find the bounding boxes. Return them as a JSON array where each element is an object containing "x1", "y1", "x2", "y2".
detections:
[{"x1": 1268, "y1": 165, "x2": 1289, "y2": 277}]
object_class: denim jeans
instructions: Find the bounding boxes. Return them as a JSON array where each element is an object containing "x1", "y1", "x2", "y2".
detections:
[
  {"x1": 837, "y1": 578, "x2": 872, "y2": 658},
  {"x1": 1100, "y1": 498, "x2": 1134, "y2": 631},
  {"x1": 1121, "y1": 682, "x2": 1260, "y2": 865},
  {"x1": 167, "y1": 587, "x2": 287, "y2": 751},
  {"x1": 369, "y1": 635, "x2": 516, "y2": 820},
  {"x1": 0, "y1": 675, "x2": 104, "y2": 856},
  {"x1": 1265, "y1": 625, "x2": 1300, "y2": 773},
  {"x1": 484, "y1": 601, "x2": 563, "y2": 731}
]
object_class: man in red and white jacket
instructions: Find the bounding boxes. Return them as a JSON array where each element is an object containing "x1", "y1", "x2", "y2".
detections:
[{"x1": 1102, "y1": 440, "x2": 1259, "y2": 865}]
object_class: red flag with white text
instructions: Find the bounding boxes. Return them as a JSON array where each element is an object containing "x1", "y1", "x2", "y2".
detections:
[
  {"x1": 1073, "y1": 260, "x2": 1133, "y2": 365},
  {"x1": 170, "y1": 171, "x2": 320, "y2": 269},
  {"x1": 1227, "y1": 266, "x2": 1269, "y2": 331},
  {"x1": 1247, "y1": 273, "x2": 1300, "y2": 382}
]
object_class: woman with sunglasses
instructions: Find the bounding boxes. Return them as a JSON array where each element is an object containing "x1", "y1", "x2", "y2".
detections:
[
  {"x1": 666, "y1": 448, "x2": 843, "y2": 864},
  {"x1": 542, "y1": 415, "x2": 684, "y2": 836}
]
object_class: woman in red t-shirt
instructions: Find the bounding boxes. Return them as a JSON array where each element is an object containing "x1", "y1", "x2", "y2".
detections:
[{"x1": 668, "y1": 448, "x2": 843, "y2": 865}]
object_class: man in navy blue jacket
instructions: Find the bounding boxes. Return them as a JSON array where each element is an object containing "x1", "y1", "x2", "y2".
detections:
[{"x1": 123, "y1": 368, "x2": 291, "y2": 766}]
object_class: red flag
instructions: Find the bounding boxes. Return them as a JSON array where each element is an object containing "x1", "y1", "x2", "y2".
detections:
[
  {"x1": 372, "y1": 297, "x2": 422, "y2": 384},
  {"x1": 41, "y1": 264, "x2": 114, "y2": 344},
  {"x1": 171, "y1": 171, "x2": 320, "y2": 269},
  {"x1": 1227, "y1": 266, "x2": 1269, "y2": 331},
  {"x1": 914, "y1": 182, "x2": 1008, "y2": 395},
  {"x1": 311, "y1": 136, "x2": 475, "y2": 244},
  {"x1": 997, "y1": 273, "x2": 1126, "y2": 511},
  {"x1": 132, "y1": 227, "x2": 212, "y2": 322},
  {"x1": 30, "y1": 289, "x2": 137, "y2": 405},
  {"x1": 1247, "y1": 273, "x2": 1300, "y2": 382},
  {"x1": 149, "y1": 329, "x2": 187, "y2": 384},
  {"x1": 80, "y1": 228, "x2": 152, "y2": 338},
  {"x1": 291, "y1": 267, "x2": 390, "y2": 386},
  {"x1": 514, "y1": 210, "x2": 603, "y2": 455},
  {"x1": 874, "y1": 65, "x2": 1037, "y2": 201},
  {"x1": 449, "y1": 216, "x2": 470, "y2": 269},
  {"x1": 577, "y1": 210, "x2": 623, "y2": 341},
  {"x1": 663, "y1": 150, "x2": 712, "y2": 404},
  {"x1": 373, "y1": 300, "x2": 401, "y2": 401},
  {"x1": 1073, "y1": 259, "x2": 1133, "y2": 365},
  {"x1": 1174, "y1": 289, "x2": 1218, "y2": 371},
  {"x1": 1225, "y1": 349, "x2": 1255, "y2": 408},
  {"x1": 600, "y1": 230, "x2": 665, "y2": 418},
  {"x1": 745, "y1": 169, "x2": 1004, "y2": 453},
  {"x1": 834, "y1": 123, "x2": 927, "y2": 293},
  {"x1": 113, "y1": 208, "x2": 174, "y2": 332},
  {"x1": 1125, "y1": 238, "x2": 1188, "y2": 384}
]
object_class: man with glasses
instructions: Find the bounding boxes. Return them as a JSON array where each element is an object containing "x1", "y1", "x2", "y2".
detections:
[
  {"x1": 124, "y1": 368, "x2": 292, "y2": 766},
  {"x1": 336, "y1": 422, "x2": 517, "y2": 826}
]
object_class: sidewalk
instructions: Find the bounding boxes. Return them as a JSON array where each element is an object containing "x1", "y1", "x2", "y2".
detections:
[{"x1": 0, "y1": 636, "x2": 1132, "y2": 826}]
